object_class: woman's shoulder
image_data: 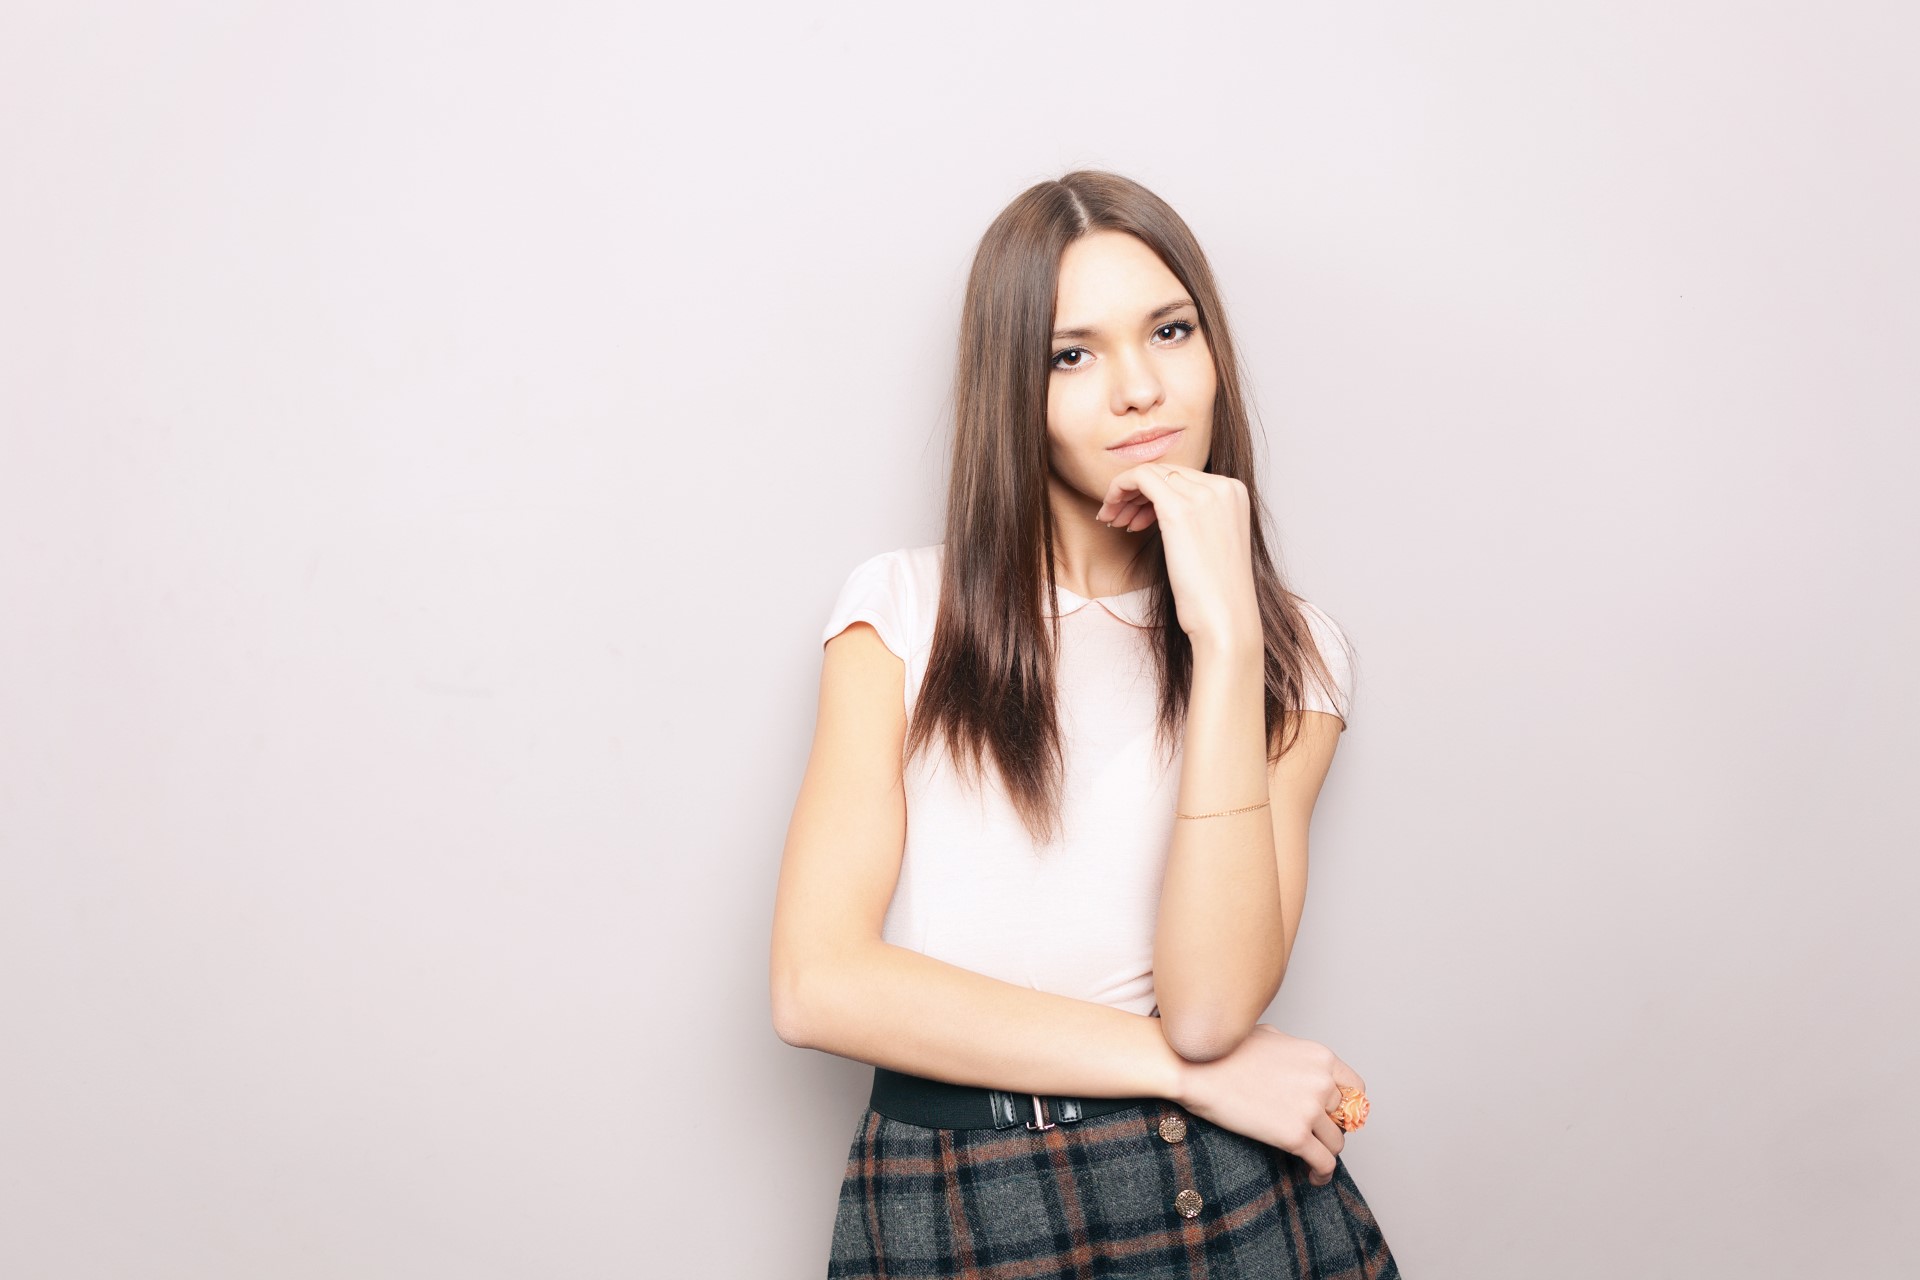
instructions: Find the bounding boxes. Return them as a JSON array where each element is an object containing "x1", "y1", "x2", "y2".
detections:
[
  {"x1": 869, "y1": 541, "x2": 944, "y2": 581},
  {"x1": 836, "y1": 542, "x2": 945, "y2": 599},
  {"x1": 820, "y1": 542, "x2": 944, "y2": 661},
  {"x1": 1289, "y1": 596, "x2": 1357, "y2": 726}
]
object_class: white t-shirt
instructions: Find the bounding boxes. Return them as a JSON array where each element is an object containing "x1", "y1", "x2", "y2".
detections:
[{"x1": 819, "y1": 542, "x2": 1354, "y2": 1016}]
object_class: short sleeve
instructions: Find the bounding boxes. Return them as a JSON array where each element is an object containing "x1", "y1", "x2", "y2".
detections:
[
  {"x1": 1292, "y1": 600, "x2": 1356, "y2": 728},
  {"x1": 820, "y1": 549, "x2": 914, "y2": 662}
]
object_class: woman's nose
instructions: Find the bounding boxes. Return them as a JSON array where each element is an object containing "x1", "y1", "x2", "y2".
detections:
[{"x1": 1109, "y1": 349, "x2": 1164, "y2": 414}]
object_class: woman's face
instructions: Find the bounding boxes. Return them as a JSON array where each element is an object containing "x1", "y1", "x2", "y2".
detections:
[{"x1": 1045, "y1": 230, "x2": 1217, "y2": 506}]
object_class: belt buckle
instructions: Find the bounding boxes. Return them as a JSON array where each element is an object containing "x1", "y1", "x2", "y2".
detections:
[{"x1": 1024, "y1": 1092, "x2": 1056, "y2": 1131}]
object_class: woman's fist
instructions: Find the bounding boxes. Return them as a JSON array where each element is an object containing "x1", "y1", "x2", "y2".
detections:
[{"x1": 1172, "y1": 1023, "x2": 1368, "y2": 1187}]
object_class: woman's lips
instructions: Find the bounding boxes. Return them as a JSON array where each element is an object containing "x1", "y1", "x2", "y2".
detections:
[{"x1": 1107, "y1": 428, "x2": 1182, "y2": 462}]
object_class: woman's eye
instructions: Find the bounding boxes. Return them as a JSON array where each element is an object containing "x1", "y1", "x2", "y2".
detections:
[{"x1": 1049, "y1": 322, "x2": 1194, "y2": 373}]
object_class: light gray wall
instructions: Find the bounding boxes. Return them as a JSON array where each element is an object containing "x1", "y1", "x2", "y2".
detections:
[{"x1": 3, "y1": 3, "x2": 1914, "y2": 1276}]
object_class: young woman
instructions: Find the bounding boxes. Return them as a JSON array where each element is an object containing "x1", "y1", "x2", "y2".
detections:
[{"x1": 771, "y1": 170, "x2": 1400, "y2": 1278}]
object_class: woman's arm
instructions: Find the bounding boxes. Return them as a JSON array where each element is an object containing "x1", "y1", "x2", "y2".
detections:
[
  {"x1": 1151, "y1": 636, "x2": 1343, "y2": 1062},
  {"x1": 779, "y1": 939, "x2": 1187, "y2": 1102},
  {"x1": 769, "y1": 621, "x2": 1187, "y2": 1102},
  {"x1": 1092, "y1": 465, "x2": 1343, "y2": 1065}
]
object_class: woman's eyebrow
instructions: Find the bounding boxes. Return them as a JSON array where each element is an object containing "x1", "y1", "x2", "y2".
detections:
[{"x1": 1051, "y1": 297, "x2": 1196, "y2": 342}]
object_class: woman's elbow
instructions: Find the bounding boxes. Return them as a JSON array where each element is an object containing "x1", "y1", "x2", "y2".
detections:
[
  {"x1": 1159, "y1": 1008, "x2": 1257, "y2": 1063},
  {"x1": 770, "y1": 959, "x2": 820, "y2": 1048},
  {"x1": 772, "y1": 934, "x2": 875, "y2": 1049}
]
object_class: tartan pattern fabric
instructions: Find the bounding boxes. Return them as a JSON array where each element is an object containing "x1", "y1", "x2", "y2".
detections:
[{"x1": 828, "y1": 1097, "x2": 1399, "y2": 1278}]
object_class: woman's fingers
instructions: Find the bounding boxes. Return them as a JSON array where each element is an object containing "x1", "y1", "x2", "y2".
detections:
[
  {"x1": 1095, "y1": 462, "x2": 1191, "y2": 523},
  {"x1": 1100, "y1": 489, "x2": 1156, "y2": 530},
  {"x1": 1294, "y1": 1077, "x2": 1351, "y2": 1185},
  {"x1": 1097, "y1": 462, "x2": 1206, "y2": 530},
  {"x1": 1320, "y1": 1059, "x2": 1369, "y2": 1157},
  {"x1": 1310, "y1": 1107, "x2": 1347, "y2": 1160},
  {"x1": 1108, "y1": 498, "x2": 1154, "y2": 531},
  {"x1": 1293, "y1": 1130, "x2": 1340, "y2": 1187}
]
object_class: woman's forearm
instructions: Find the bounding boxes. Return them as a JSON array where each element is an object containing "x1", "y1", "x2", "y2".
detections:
[
  {"x1": 777, "y1": 940, "x2": 1189, "y2": 1103},
  {"x1": 1153, "y1": 636, "x2": 1287, "y2": 1060}
]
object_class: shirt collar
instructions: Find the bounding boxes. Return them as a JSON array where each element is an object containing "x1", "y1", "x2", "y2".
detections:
[{"x1": 1042, "y1": 581, "x2": 1156, "y2": 629}]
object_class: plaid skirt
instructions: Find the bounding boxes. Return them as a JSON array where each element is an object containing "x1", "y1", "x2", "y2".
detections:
[{"x1": 827, "y1": 1096, "x2": 1399, "y2": 1278}]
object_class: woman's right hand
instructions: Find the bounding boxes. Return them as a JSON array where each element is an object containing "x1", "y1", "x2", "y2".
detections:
[{"x1": 1173, "y1": 1023, "x2": 1366, "y2": 1187}]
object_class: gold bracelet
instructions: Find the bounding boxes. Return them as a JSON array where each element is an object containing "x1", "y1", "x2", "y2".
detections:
[{"x1": 1174, "y1": 799, "x2": 1272, "y2": 820}]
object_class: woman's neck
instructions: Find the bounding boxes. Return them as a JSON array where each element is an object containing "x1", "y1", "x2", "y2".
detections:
[{"x1": 1045, "y1": 479, "x2": 1155, "y2": 598}]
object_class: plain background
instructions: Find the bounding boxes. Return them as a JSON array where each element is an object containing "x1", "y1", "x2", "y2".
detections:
[{"x1": 3, "y1": 2, "x2": 1916, "y2": 1276}]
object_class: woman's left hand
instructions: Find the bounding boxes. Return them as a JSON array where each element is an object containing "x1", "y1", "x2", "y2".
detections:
[{"x1": 1095, "y1": 463, "x2": 1261, "y2": 650}]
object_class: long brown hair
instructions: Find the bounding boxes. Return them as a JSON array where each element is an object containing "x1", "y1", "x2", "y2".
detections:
[{"x1": 905, "y1": 169, "x2": 1353, "y2": 848}]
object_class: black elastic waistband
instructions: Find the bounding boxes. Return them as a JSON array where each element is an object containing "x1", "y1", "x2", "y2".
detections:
[{"x1": 869, "y1": 1065, "x2": 1160, "y2": 1132}]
